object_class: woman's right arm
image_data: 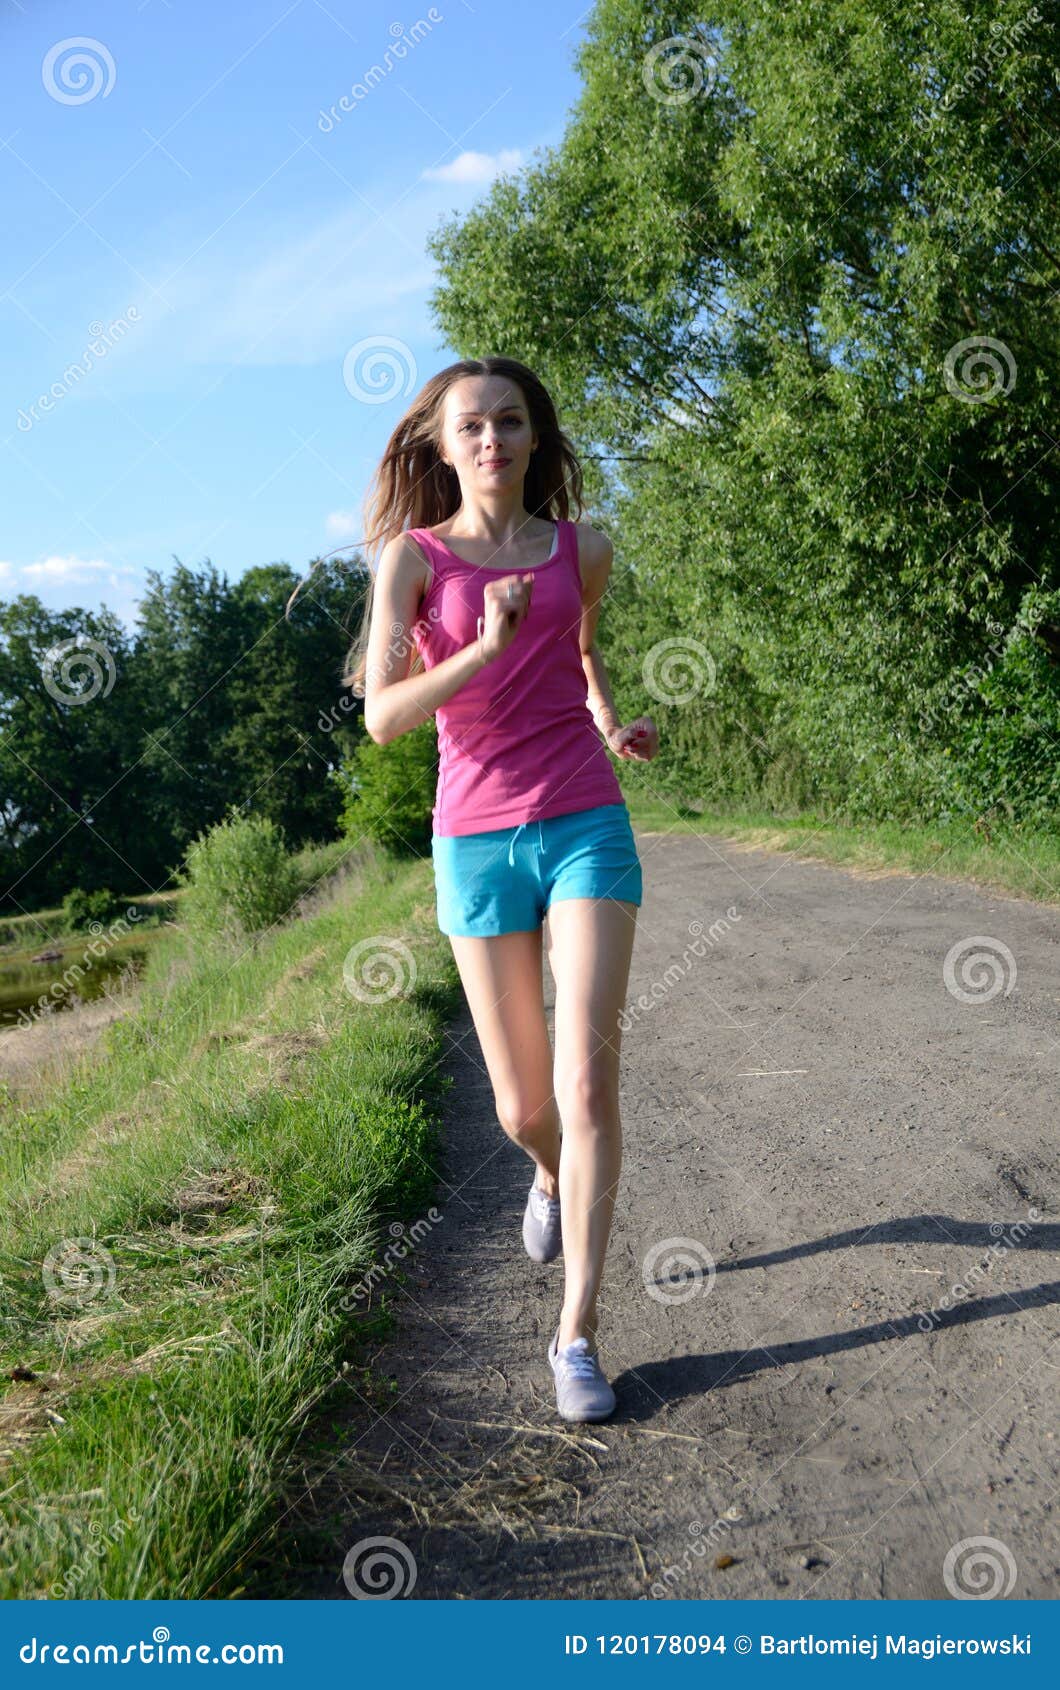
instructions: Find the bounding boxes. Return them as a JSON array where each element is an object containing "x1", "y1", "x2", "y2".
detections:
[{"x1": 363, "y1": 534, "x2": 490, "y2": 746}]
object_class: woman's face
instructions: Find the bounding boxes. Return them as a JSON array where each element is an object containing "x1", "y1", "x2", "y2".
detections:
[{"x1": 438, "y1": 375, "x2": 537, "y2": 495}]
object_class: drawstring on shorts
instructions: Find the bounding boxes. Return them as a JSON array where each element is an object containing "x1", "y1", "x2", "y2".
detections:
[{"x1": 507, "y1": 819, "x2": 546, "y2": 867}]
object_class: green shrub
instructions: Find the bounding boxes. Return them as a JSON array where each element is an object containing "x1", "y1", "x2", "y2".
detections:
[
  {"x1": 174, "y1": 807, "x2": 303, "y2": 942},
  {"x1": 332, "y1": 720, "x2": 437, "y2": 858},
  {"x1": 61, "y1": 886, "x2": 126, "y2": 931}
]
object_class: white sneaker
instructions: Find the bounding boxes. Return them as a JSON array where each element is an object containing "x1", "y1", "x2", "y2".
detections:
[
  {"x1": 547, "y1": 1327, "x2": 617, "y2": 1422},
  {"x1": 522, "y1": 1177, "x2": 562, "y2": 1263}
]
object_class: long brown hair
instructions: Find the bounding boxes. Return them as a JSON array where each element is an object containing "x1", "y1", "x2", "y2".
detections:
[{"x1": 286, "y1": 356, "x2": 585, "y2": 696}]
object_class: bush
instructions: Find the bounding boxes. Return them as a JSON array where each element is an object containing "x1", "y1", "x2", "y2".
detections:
[
  {"x1": 332, "y1": 720, "x2": 437, "y2": 858},
  {"x1": 61, "y1": 886, "x2": 126, "y2": 931},
  {"x1": 174, "y1": 807, "x2": 303, "y2": 942}
]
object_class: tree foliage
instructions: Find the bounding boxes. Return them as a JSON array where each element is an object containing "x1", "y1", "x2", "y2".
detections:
[{"x1": 427, "y1": 0, "x2": 1060, "y2": 825}]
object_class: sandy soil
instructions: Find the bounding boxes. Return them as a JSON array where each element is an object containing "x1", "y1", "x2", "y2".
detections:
[{"x1": 262, "y1": 828, "x2": 1060, "y2": 1601}]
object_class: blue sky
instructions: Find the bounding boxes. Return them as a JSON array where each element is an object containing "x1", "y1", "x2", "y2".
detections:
[{"x1": 1, "y1": 0, "x2": 593, "y2": 630}]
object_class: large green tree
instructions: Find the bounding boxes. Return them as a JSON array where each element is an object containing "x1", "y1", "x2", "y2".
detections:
[{"x1": 427, "y1": 0, "x2": 1060, "y2": 825}]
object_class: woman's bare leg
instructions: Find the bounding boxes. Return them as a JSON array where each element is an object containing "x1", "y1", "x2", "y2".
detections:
[
  {"x1": 446, "y1": 927, "x2": 561, "y2": 1196},
  {"x1": 544, "y1": 897, "x2": 638, "y2": 1350}
]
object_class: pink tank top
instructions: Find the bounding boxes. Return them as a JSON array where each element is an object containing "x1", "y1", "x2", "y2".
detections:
[{"x1": 407, "y1": 518, "x2": 624, "y2": 836}]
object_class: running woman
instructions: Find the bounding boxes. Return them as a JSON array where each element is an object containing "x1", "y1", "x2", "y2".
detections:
[{"x1": 353, "y1": 356, "x2": 659, "y2": 1422}]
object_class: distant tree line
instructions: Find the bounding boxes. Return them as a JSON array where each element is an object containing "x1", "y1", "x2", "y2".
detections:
[{"x1": 0, "y1": 559, "x2": 367, "y2": 915}]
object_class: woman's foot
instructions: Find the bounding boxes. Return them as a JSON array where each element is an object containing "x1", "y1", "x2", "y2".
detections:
[
  {"x1": 522, "y1": 1175, "x2": 562, "y2": 1262},
  {"x1": 547, "y1": 1326, "x2": 616, "y2": 1422}
]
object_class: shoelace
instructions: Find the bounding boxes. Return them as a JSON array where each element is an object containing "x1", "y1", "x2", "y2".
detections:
[
  {"x1": 531, "y1": 1187, "x2": 560, "y2": 1217},
  {"x1": 557, "y1": 1339, "x2": 599, "y2": 1380}
]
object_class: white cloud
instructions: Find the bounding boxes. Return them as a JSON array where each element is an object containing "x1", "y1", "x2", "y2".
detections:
[
  {"x1": 325, "y1": 510, "x2": 361, "y2": 538},
  {"x1": 21, "y1": 556, "x2": 140, "y2": 583},
  {"x1": 421, "y1": 149, "x2": 524, "y2": 184}
]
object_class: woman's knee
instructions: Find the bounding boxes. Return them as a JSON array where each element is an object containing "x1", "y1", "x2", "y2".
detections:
[
  {"x1": 555, "y1": 1064, "x2": 620, "y2": 1129},
  {"x1": 495, "y1": 1091, "x2": 560, "y2": 1145}
]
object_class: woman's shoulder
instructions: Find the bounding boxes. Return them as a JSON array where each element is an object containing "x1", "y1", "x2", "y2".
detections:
[
  {"x1": 379, "y1": 528, "x2": 432, "y2": 597},
  {"x1": 570, "y1": 520, "x2": 614, "y2": 591}
]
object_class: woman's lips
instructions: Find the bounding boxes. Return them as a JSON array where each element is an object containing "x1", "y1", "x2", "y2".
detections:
[{"x1": 481, "y1": 458, "x2": 511, "y2": 468}]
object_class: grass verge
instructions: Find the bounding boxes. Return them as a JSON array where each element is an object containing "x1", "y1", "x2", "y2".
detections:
[
  {"x1": 625, "y1": 795, "x2": 1060, "y2": 907},
  {"x1": 0, "y1": 839, "x2": 459, "y2": 1599}
]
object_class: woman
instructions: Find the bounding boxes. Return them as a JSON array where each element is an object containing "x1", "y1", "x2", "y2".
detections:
[{"x1": 350, "y1": 355, "x2": 659, "y2": 1422}]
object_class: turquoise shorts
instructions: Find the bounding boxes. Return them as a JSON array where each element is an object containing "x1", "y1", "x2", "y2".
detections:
[{"x1": 431, "y1": 802, "x2": 643, "y2": 937}]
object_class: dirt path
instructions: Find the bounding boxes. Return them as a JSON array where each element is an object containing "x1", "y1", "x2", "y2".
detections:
[{"x1": 268, "y1": 829, "x2": 1060, "y2": 1601}]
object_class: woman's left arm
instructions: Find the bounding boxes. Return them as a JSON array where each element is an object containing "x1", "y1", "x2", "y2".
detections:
[{"x1": 578, "y1": 525, "x2": 660, "y2": 763}]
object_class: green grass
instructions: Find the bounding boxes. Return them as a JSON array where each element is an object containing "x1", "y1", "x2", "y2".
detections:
[
  {"x1": 0, "y1": 839, "x2": 460, "y2": 1599},
  {"x1": 624, "y1": 792, "x2": 1060, "y2": 907}
]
